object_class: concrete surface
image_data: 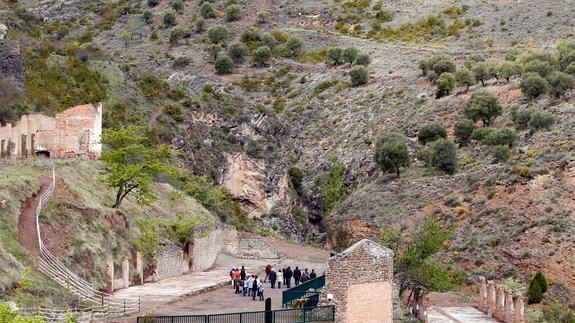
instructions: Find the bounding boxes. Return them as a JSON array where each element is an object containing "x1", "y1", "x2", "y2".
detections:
[{"x1": 427, "y1": 306, "x2": 500, "y2": 323}]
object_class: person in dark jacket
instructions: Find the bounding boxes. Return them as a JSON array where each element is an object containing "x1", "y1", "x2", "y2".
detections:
[
  {"x1": 269, "y1": 268, "x2": 277, "y2": 289},
  {"x1": 293, "y1": 267, "x2": 301, "y2": 286},
  {"x1": 300, "y1": 269, "x2": 310, "y2": 284},
  {"x1": 284, "y1": 267, "x2": 293, "y2": 289},
  {"x1": 252, "y1": 276, "x2": 259, "y2": 301},
  {"x1": 309, "y1": 269, "x2": 317, "y2": 279},
  {"x1": 240, "y1": 266, "x2": 246, "y2": 280}
]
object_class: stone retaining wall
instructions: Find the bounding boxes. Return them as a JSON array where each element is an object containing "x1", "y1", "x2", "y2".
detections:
[
  {"x1": 236, "y1": 235, "x2": 280, "y2": 259},
  {"x1": 192, "y1": 225, "x2": 238, "y2": 272}
]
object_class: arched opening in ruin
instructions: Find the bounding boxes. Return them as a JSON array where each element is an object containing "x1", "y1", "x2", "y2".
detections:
[{"x1": 35, "y1": 150, "x2": 50, "y2": 158}]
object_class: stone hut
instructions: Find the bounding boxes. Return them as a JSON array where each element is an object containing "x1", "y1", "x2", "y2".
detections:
[
  {"x1": 0, "y1": 103, "x2": 102, "y2": 159},
  {"x1": 321, "y1": 239, "x2": 394, "y2": 323}
]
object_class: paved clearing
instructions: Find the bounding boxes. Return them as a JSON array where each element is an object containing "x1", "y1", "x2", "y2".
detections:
[
  {"x1": 111, "y1": 238, "x2": 329, "y2": 322},
  {"x1": 427, "y1": 306, "x2": 499, "y2": 323}
]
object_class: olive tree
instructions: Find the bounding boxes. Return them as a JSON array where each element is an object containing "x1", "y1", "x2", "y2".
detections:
[
  {"x1": 454, "y1": 68, "x2": 477, "y2": 90},
  {"x1": 374, "y1": 132, "x2": 410, "y2": 176},
  {"x1": 520, "y1": 73, "x2": 548, "y2": 99},
  {"x1": 547, "y1": 71, "x2": 575, "y2": 98},
  {"x1": 418, "y1": 123, "x2": 447, "y2": 145},
  {"x1": 463, "y1": 91, "x2": 502, "y2": 126}
]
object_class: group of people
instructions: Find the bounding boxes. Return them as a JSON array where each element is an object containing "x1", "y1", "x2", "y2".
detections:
[
  {"x1": 267, "y1": 265, "x2": 317, "y2": 289},
  {"x1": 229, "y1": 264, "x2": 318, "y2": 301}
]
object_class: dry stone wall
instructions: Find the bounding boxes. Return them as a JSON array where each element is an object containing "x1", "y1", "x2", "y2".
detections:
[
  {"x1": 321, "y1": 239, "x2": 394, "y2": 323},
  {"x1": 155, "y1": 243, "x2": 186, "y2": 280},
  {"x1": 192, "y1": 225, "x2": 238, "y2": 272},
  {"x1": 236, "y1": 234, "x2": 280, "y2": 259}
]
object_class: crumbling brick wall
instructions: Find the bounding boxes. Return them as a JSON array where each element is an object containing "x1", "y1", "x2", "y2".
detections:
[
  {"x1": 0, "y1": 103, "x2": 102, "y2": 159},
  {"x1": 320, "y1": 239, "x2": 394, "y2": 323}
]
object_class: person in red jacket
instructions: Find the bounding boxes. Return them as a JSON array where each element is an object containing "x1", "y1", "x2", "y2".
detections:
[{"x1": 264, "y1": 264, "x2": 272, "y2": 283}]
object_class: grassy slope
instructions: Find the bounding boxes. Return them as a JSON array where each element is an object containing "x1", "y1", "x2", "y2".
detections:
[{"x1": 0, "y1": 159, "x2": 218, "y2": 306}]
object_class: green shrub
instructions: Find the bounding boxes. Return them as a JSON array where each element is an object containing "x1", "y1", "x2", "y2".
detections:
[
  {"x1": 142, "y1": 11, "x2": 153, "y2": 24},
  {"x1": 464, "y1": 54, "x2": 485, "y2": 69},
  {"x1": 511, "y1": 108, "x2": 534, "y2": 129},
  {"x1": 471, "y1": 127, "x2": 495, "y2": 141},
  {"x1": 431, "y1": 58, "x2": 456, "y2": 75},
  {"x1": 505, "y1": 48, "x2": 520, "y2": 62},
  {"x1": 374, "y1": 132, "x2": 410, "y2": 176},
  {"x1": 429, "y1": 139, "x2": 457, "y2": 174},
  {"x1": 163, "y1": 12, "x2": 176, "y2": 27},
  {"x1": 261, "y1": 33, "x2": 278, "y2": 49},
  {"x1": 523, "y1": 60, "x2": 555, "y2": 78},
  {"x1": 147, "y1": 0, "x2": 159, "y2": 7},
  {"x1": 327, "y1": 47, "x2": 344, "y2": 65},
  {"x1": 454, "y1": 68, "x2": 477, "y2": 90},
  {"x1": 169, "y1": 27, "x2": 185, "y2": 45},
  {"x1": 206, "y1": 44, "x2": 222, "y2": 62},
  {"x1": 349, "y1": 66, "x2": 369, "y2": 86},
  {"x1": 534, "y1": 271, "x2": 548, "y2": 293},
  {"x1": 354, "y1": 53, "x2": 371, "y2": 66},
  {"x1": 200, "y1": 3, "x2": 216, "y2": 19},
  {"x1": 418, "y1": 59, "x2": 430, "y2": 75},
  {"x1": 557, "y1": 40, "x2": 575, "y2": 69},
  {"x1": 214, "y1": 55, "x2": 235, "y2": 74},
  {"x1": 542, "y1": 303, "x2": 575, "y2": 323},
  {"x1": 418, "y1": 123, "x2": 447, "y2": 145},
  {"x1": 528, "y1": 282, "x2": 542, "y2": 304},
  {"x1": 342, "y1": 47, "x2": 360, "y2": 64},
  {"x1": 227, "y1": 42, "x2": 248, "y2": 63},
  {"x1": 285, "y1": 36, "x2": 304, "y2": 58},
  {"x1": 172, "y1": 0, "x2": 184, "y2": 12},
  {"x1": 164, "y1": 104, "x2": 183, "y2": 122},
  {"x1": 257, "y1": 10, "x2": 270, "y2": 23},
  {"x1": 253, "y1": 46, "x2": 272, "y2": 67},
  {"x1": 463, "y1": 91, "x2": 502, "y2": 126},
  {"x1": 208, "y1": 25, "x2": 229, "y2": 44},
  {"x1": 172, "y1": 56, "x2": 191, "y2": 68},
  {"x1": 225, "y1": 4, "x2": 242, "y2": 22},
  {"x1": 520, "y1": 73, "x2": 548, "y2": 99},
  {"x1": 547, "y1": 71, "x2": 575, "y2": 98},
  {"x1": 288, "y1": 167, "x2": 304, "y2": 194},
  {"x1": 483, "y1": 128, "x2": 517, "y2": 147},
  {"x1": 528, "y1": 112, "x2": 555, "y2": 131},
  {"x1": 196, "y1": 18, "x2": 206, "y2": 33},
  {"x1": 454, "y1": 119, "x2": 475, "y2": 146},
  {"x1": 437, "y1": 72, "x2": 455, "y2": 97},
  {"x1": 518, "y1": 51, "x2": 560, "y2": 70},
  {"x1": 491, "y1": 146, "x2": 511, "y2": 163},
  {"x1": 565, "y1": 62, "x2": 575, "y2": 76},
  {"x1": 322, "y1": 160, "x2": 346, "y2": 215}
]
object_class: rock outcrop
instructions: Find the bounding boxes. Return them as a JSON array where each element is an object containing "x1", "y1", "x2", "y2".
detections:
[
  {"x1": 0, "y1": 40, "x2": 25, "y2": 93},
  {"x1": 0, "y1": 23, "x2": 7, "y2": 40},
  {"x1": 222, "y1": 153, "x2": 294, "y2": 218}
]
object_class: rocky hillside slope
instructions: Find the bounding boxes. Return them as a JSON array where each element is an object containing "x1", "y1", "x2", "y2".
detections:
[{"x1": 1, "y1": 0, "x2": 575, "y2": 316}]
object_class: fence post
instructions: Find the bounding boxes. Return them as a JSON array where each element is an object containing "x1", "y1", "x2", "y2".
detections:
[
  {"x1": 139, "y1": 296, "x2": 141, "y2": 312},
  {"x1": 101, "y1": 294, "x2": 104, "y2": 307},
  {"x1": 265, "y1": 298, "x2": 272, "y2": 323},
  {"x1": 124, "y1": 299, "x2": 126, "y2": 316}
]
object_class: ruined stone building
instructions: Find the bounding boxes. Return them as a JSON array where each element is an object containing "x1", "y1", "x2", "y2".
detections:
[{"x1": 0, "y1": 103, "x2": 102, "y2": 159}]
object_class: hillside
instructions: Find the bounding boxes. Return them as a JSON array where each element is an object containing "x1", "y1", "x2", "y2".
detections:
[
  {"x1": 0, "y1": 160, "x2": 218, "y2": 306},
  {"x1": 1, "y1": 0, "x2": 575, "y2": 319}
]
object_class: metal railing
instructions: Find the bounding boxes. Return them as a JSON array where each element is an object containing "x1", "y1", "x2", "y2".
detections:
[
  {"x1": 137, "y1": 305, "x2": 336, "y2": 323},
  {"x1": 24, "y1": 168, "x2": 140, "y2": 321},
  {"x1": 282, "y1": 276, "x2": 325, "y2": 308}
]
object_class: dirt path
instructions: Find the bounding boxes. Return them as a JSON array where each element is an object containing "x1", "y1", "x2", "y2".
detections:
[{"x1": 18, "y1": 177, "x2": 51, "y2": 257}]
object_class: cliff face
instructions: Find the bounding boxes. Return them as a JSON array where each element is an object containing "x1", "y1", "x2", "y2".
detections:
[{"x1": 0, "y1": 40, "x2": 25, "y2": 93}]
